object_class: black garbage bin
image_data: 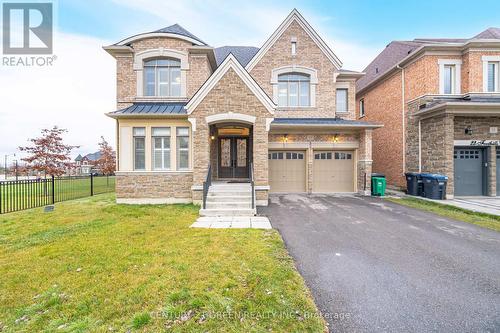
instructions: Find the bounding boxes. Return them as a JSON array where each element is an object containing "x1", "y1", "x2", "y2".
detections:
[
  {"x1": 405, "y1": 172, "x2": 423, "y2": 196},
  {"x1": 421, "y1": 174, "x2": 448, "y2": 200}
]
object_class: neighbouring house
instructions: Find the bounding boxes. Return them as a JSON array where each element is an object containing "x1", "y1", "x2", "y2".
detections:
[
  {"x1": 356, "y1": 28, "x2": 500, "y2": 198},
  {"x1": 104, "y1": 9, "x2": 381, "y2": 210},
  {"x1": 74, "y1": 152, "x2": 101, "y2": 175}
]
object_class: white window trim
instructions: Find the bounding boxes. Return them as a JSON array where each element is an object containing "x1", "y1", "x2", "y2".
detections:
[
  {"x1": 271, "y1": 66, "x2": 318, "y2": 107},
  {"x1": 359, "y1": 99, "x2": 365, "y2": 118},
  {"x1": 134, "y1": 48, "x2": 189, "y2": 98},
  {"x1": 482, "y1": 55, "x2": 500, "y2": 92},
  {"x1": 335, "y1": 82, "x2": 350, "y2": 114},
  {"x1": 151, "y1": 128, "x2": 171, "y2": 171},
  {"x1": 438, "y1": 59, "x2": 461, "y2": 94}
]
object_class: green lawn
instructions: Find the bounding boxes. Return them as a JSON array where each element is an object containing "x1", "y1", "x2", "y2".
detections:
[
  {"x1": 387, "y1": 197, "x2": 500, "y2": 232},
  {"x1": 0, "y1": 194, "x2": 326, "y2": 332},
  {"x1": 0, "y1": 176, "x2": 115, "y2": 214}
]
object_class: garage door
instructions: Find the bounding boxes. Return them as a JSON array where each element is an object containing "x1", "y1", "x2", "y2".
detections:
[
  {"x1": 269, "y1": 151, "x2": 306, "y2": 192},
  {"x1": 313, "y1": 151, "x2": 355, "y2": 193},
  {"x1": 454, "y1": 148, "x2": 484, "y2": 196}
]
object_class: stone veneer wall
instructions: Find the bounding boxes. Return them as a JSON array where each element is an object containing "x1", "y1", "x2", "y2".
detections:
[
  {"x1": 116, "y1": 172, "x2": 193, "y2": 201},
  {"x1": 189, "y1": 67, "x2": 273, "y2": 203},
  {"x1": 249, "y1": 20, "x2": 355, "y2": 119}
]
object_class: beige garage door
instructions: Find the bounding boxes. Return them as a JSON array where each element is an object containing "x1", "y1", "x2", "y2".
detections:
[
  {"x1": 313, "y1": 151, "x2": 355, "y2": 193},
  {"x1": 269, "y1": 151, "x2": 306, "y2": 192}
]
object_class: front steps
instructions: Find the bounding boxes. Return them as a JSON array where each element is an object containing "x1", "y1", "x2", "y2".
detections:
[{"x1": 199, "y1": 183, "x2": 256, "y2": 217}]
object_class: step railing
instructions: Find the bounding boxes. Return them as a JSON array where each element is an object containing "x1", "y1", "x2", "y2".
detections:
[
  {"x1": 202, "y1": 164, "x2": 212, "y2": 209},
  {"x1": 250, "y1": 162, "x2": 255, "y2": 209}
]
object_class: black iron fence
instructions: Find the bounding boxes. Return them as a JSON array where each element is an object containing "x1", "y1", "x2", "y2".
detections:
[{"x1": 0, "y1": 175, "x2": 115, "y2": 214}]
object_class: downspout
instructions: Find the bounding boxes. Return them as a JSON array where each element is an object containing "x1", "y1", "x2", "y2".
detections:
[
  {"x1": 116, "y1": 119, "x2": 120, "y2": 171},
  {"x1": 397, "y1": 65, "x2": 406, "y2": 177},
  {"x1": 418, "y1": 119, "x2": 422, "y2": 172}
]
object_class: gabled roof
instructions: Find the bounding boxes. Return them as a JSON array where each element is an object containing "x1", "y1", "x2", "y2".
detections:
[
  {"x1": 84, "y1": 152, "x2": 102, "y2": 161},
  {"x1": 106, "y1": 102, "x2": 187, "y2": 119},
  {"x1": 214, "y1": 46, "x2": 259, "y2": 67},
  {"x1": 357, "y1": 27, "x2": 500, "y2": 94},
  {"x1": 75, "y1": 154, "x2": 83, "y2": 161},
  {"x1": 186, "y1": 54, "x2": 276, "y2": 114},
  {"x1": 245, "y1": 9, "x2": 342, "y2": 71}
]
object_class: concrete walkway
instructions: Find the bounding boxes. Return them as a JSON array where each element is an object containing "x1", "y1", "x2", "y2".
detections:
[
  {"x1": 190, "y1": 216, "x2": 272, "y2": 229},
  {"x1": 445, "y1": 197, "x2": 500, "y2": 215}
]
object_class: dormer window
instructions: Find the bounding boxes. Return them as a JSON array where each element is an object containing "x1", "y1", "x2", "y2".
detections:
[
  {"x1": 278, "y1": 73, "x2": 310, "y2": 107},
  {"x1": 144, "y1": 58, "x2": 181, "y2": 97}
]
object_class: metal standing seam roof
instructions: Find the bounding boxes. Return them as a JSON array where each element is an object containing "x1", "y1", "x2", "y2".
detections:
[
  {"x1": 271, "y1": 118, "x2": 381, "y2": 127},
  {"x1": 108, "y1": 102, "x2": 187, "y2": 116}
]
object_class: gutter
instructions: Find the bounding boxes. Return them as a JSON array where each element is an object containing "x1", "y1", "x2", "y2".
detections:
[{"x1": 270, "y1": 123, "x2": 383, "y2": 129}]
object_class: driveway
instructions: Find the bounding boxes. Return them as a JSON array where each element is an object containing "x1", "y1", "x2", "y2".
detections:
[{"x1": 260, "y1": 194, "x2": 500, "y2": 332}]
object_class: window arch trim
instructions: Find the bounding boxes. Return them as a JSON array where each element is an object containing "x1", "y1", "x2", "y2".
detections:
[{"x1": 271, "y1": 66, "x2": 318, "y2": 107}]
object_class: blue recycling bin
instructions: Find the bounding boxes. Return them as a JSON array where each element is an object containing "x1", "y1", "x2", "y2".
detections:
[{"x1": 420, "y1": 174, "x2": 448, "y2": 200}]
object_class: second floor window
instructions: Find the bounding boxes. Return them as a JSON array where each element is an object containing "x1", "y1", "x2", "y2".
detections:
[
  {"x1": 336, "y1": 88, "x2": 348, "y2": 113},
  {"x1": 443, "y1": 65, "x2": 456, "y2": 94},
  {"x1": 144, "y1": 59, "x2": 181, "y2": 97},
  {"x1": 278, "y1": 73, "x2": 310, "y2": 107},
  {"x1": 152, "y1": 127, "x2": 171, "y2": 170},
  {"x1": 487, "y1": 62, "x2": 499, "y2": 92},
  {"x1": 359, "y1": 99, "x2": 365, "y2": 118},
  {"x1": 133, "y1": 127, "x2": 146, "y2": 170}
]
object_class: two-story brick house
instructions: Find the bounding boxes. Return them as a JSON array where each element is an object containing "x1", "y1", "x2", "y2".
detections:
[
  {"x1": 104, "y1": 9, "x2": 380, "y2": 211},
  {"x1": 356, "y1": 28, "x2": 500, "y2": 198}
]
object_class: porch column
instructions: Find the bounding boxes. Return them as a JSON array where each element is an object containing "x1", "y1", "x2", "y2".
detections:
[
  {"x1": 488, "y1": 146, "x2": 496, "y2": 196},
  {"x1": 358, "y1": 129, "x2": 373, "y2": 195}
]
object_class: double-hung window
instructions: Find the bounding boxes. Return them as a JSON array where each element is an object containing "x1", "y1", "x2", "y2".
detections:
[
  {"x1": 133, "y1": 127, "x2": 146, "y2": 170},
  {"x1": 176, "y1": 127, "x2": 189, "y2": 170},
  {"x1": 144, "y1": 58, "x2": 181, "y2": 97},
  {"x1": 152, "y1": 127, "x2": 171, "y2": 170},
  {"x1": 487, "y1": 62, "x2": 499, "y2": 92},
  {"x1": 336, "y1": 88, "x2": 348, "y2": 113},
  {"x1": 277, "y1": 73, "x2": 310, "y2": 107}
]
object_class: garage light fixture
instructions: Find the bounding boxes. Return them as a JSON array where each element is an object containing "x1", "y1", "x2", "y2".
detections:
[
  {"x1": 332, "y1": 134, "x2": 339, "y2": 143},
  {"x1": 283, "y1": 134, "x2": 288, "y2": 143},
  {"x1": 465, "y1": 126, "x2": 473, "y2": 136}
]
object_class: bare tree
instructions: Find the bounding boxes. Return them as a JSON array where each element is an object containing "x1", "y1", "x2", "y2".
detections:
[
  {"x1": 96, "y1": 136, "x2": 116, "y2": 175},
  {"x1": 19, "y1": 126, "x2": 79, "y2": 177}
]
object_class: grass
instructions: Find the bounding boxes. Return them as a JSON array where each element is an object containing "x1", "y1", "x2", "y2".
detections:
[
  {"x1": 0, "y1": 176, "x2": 115, "y2": 214},
  {"x1": 387, "y1": 196, "x2": 500, "y2": 232},
  {"x1": 0, "y1": 194, "x2": 326, "y2": 332}
]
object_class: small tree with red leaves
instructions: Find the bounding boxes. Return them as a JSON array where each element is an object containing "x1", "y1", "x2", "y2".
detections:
[
  {"x1": 96, "y1": 136, "x2": 116, "y2": 175},
  {"x1": 19, "y1": 126, "x2": 79, "y2": 177}
]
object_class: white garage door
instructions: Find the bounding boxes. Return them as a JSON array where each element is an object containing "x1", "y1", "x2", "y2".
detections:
[
  {"x1": 269, "y1": 151, "x2": 306, "y2": 193},
  {"x1": 313, "y1": 151, "x2": 355, "y2": 193}
]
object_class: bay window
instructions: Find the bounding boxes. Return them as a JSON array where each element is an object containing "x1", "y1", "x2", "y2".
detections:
[
  {"x1": 277, "y1": 73, "x2": 310, "y2": 107},
  {"x1": 176, "y1": 127, "x2": 189, "y2": 170},
  {"x1": 152, "y1": 127, "x2": 171, "y2": 170},
  {"x1": 133, "y1": 127, "x2": 145, "y2": 170},
  {"x1": 144, "y1": 58, "x2": 181, "y2": 97}
]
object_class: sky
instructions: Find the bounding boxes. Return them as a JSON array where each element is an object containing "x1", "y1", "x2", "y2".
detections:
[{"x1": 1, "y1": 0, "x2": 500, "y2": 164}]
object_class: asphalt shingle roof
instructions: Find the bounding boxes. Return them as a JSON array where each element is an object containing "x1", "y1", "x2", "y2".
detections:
[
  {"x1": 109, "y1": 102, "x2": 187, "y2": 116},
  {"x1": 357, "y1": 27, "x2": 500, "y2": 93},
  {"x1": 153, "y1": 24, "x2": 207, "y2": 45},
  {"x1": 214, "y1": 46, "x2": 260, "y2": 67}
]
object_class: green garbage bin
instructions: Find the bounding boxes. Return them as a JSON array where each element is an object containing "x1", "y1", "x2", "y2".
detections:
[{"x1": 371, "y1": 174, "x2": 386, "y2": 196}]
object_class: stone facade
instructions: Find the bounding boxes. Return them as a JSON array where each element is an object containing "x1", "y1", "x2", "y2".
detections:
[
  {"x1": 189, "y1": 67, "x2": 273, "y2": 201},
  {"x1": 250, "y1": 20, "x2": 356, "y2": 120},
  {"x1": 116, "y1": 172, "x2": 193, "y2": 202}
]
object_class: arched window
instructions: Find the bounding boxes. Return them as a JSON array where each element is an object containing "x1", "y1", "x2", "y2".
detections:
[
  {"x1": 277, "y1": 73, "x2": 310, "y2": 107},
  {"x1": 144, "y1": 58, "x2": 181, "y2": 97}
]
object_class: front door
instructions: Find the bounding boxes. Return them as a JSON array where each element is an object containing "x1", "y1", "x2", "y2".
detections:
[{"x1": 219, "y1": 137, "x2": 249, "y2": 178}]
